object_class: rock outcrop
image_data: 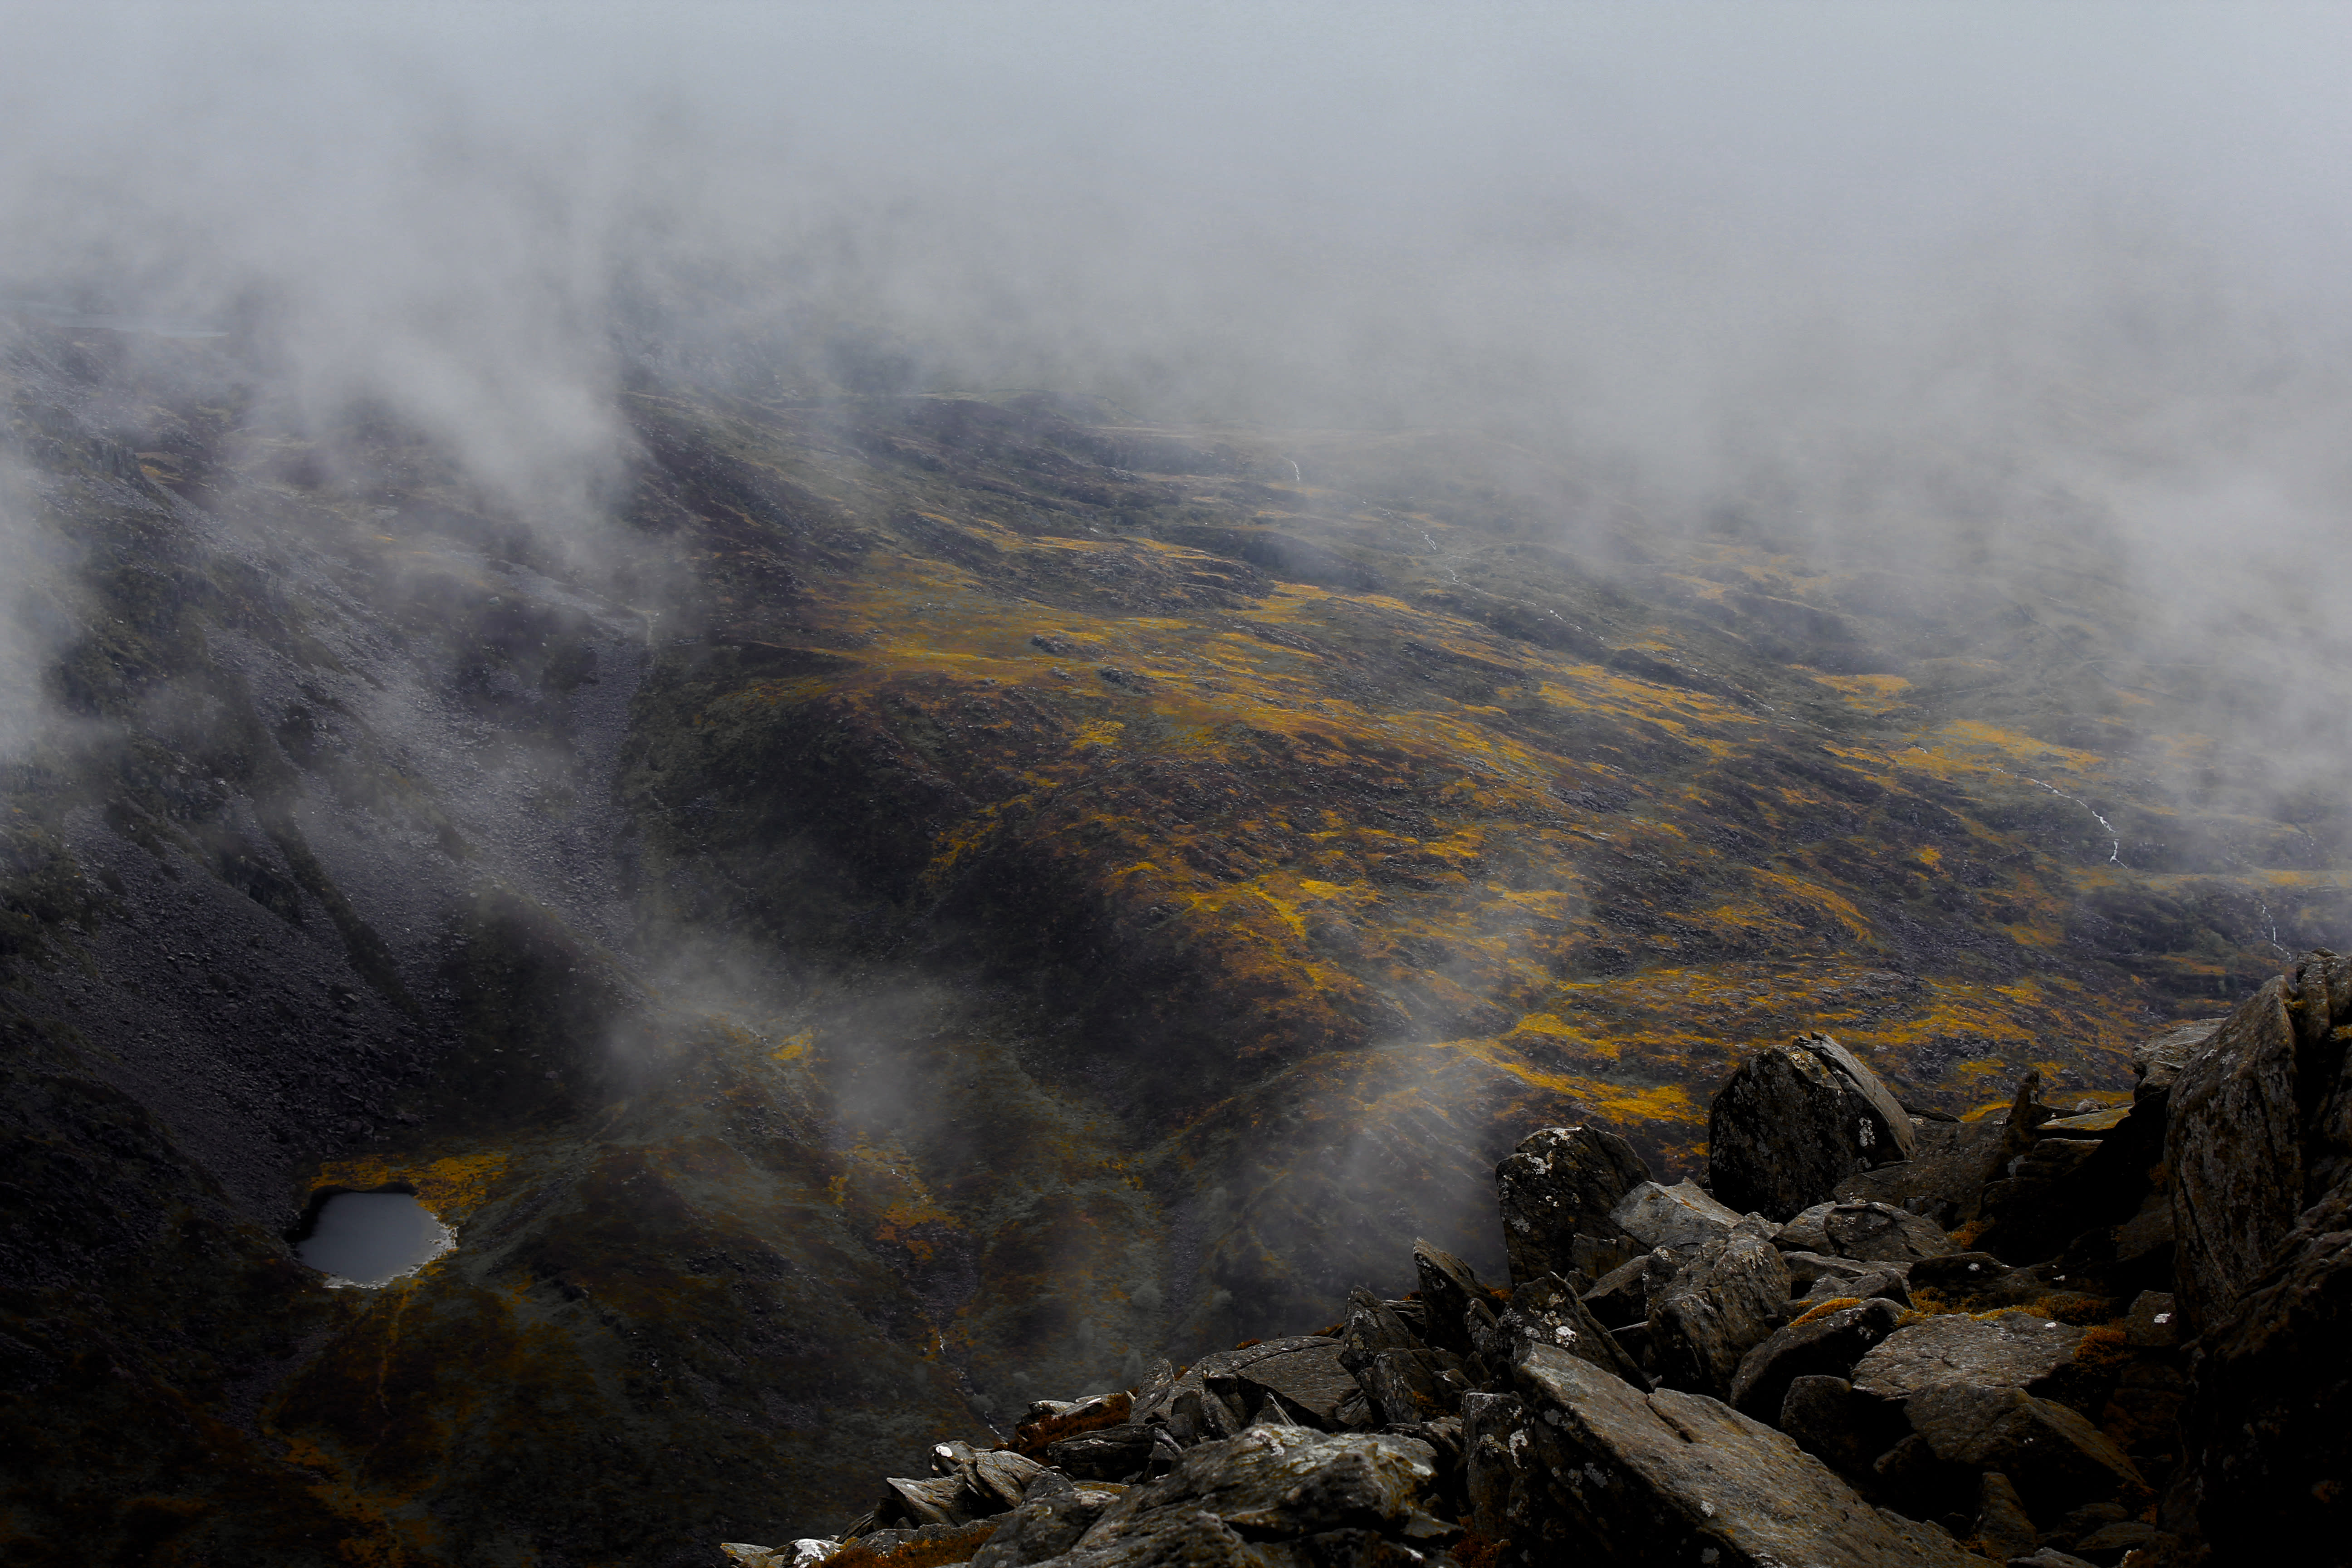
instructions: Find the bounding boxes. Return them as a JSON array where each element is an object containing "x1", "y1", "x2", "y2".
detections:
[{"x1": 736, "y1": 958, "x2": 2352, "y2": 1568}]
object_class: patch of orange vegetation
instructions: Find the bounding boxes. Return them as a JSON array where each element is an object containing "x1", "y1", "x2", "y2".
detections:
[{"x1": 309, "y1": 1152, "x2": 509, "y2": 1220}]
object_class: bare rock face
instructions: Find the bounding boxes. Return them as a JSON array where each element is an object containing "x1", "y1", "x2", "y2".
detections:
[
  {"x1": 1707, "y1": 1034, "x2": 1918, "y2": 1222},
  {"x1": 2169, "y1": 953, "x2": 2352, "y2": 1335},
  {"x1": 1646, "y1": 1220, "x2": 1793, "y2": 1400},
  {"x1": 1494, "y1": 1125, "x2": 1653, "y2": 1286},
  {"x1": 1476, "y1": 1342, "x2": 1980, "y2": 1567},
  {"x1": 1775, "y1": 1200, "x2": 1954, "y2": 1264},
  {"x1": 1850, "y1": 1311, "x2": 2087, "y2": 1402},
  {"x1": 1471, "y1": 1271, "x2": 1651, "y2": 1390}
]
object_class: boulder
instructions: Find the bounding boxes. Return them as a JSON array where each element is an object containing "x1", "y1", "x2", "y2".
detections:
[
  {"x1": 1044, "y1": 1424, "x2": 1161, "y2": 1482},
  {"x1": 968, "y1": 1479, "x2": 1127, "y2": 1567},
  {"x1": 1493, "y1": 1124, "x2": 1653, "y2": 1286},
  {"x1": 1411, "y1": 1237, "x2": 1491, "y2": 1354},
  {"x1": 1482, "y1": 1341, "x2": 1980, "y2": 1566},
  {"x1": 1775, "y1": 1200, "x2": 1953, "y2": 1264},
  {"x1": 1062, "y1": 1425, "x2": 1447, "y2": 1563},
  {"x1": 1138, "y1": 1335, "x2": 1343, "y2": 1436},
  {"x1": 1707, "y1": 1033, "x2": 1918, "y2": 1222},
  {"x1": 1728, "y1": 1297, "x2": 1906, "y2": 1422},
  {"x1": 1470, "y1": 1270, "x2": 1648, "y2": 1390},
  {"x1": 1902, "y1": 1384, "x2": 2144, "y2": 1517},
  {"x1": 1646, "y1": 1220, "x2": 1793, "y2": 1399},
  {"x1": 1797, "y1": 1266, "x2": 1909, "y2": 1309},
  {"x1": 1778, "y1": 1375, "x2": 1909, "y2": 1478},
  {"x1": 1907, "y1": 1252, "x2": 2012, "y2": 1298},
  {"x1": 1833, "y1": 1116, "x2": 2007, "y2": 1230},
  {"x1": 1581, "y1": 1249, "x2": 1676, "y2": 1328},
  {"x1": 1611, "y1": 1179, "x2": 1746, "y2": 1253},
  {"x1": 1227, "y1": 1341, "x2": 1363, "y2": 1431},
  {"x1": 1850, "y1": 1311, "x2": 2087, "y2": 1402},
  {"x1": 1970, "y1": 1471, "x2": 2037, "y2": 1563}
]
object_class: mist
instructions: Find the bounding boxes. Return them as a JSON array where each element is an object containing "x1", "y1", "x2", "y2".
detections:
[{"x1": 8, "y1": 2, "x2": 2352, "y2": 541}]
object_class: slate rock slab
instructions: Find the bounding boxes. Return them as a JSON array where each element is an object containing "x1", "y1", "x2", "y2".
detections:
[
  {"x1": 1851, "y1": 1311, "x2": 2087, "y2": 1402},
  {"x1": 1494, "y1": 1341, "x2": 1981, "y2": 1566},
  {"x1": 1776, "y1": 1200, "x2": 1954, "y2": 1264},
  {"x1": 1729, "y1": 1297, "x2": 1906, "y2": 1422},
  {"x1": 1903, "y1": 1384, "x2": 2144, "y2": 1516},
  {"x1": 1708, "y1": 1033, "x2": 1918, "y2": 1222},
  {"x1": 1611, "y1": 1179, "x2": 1746, "y2": 1253},
  {"x1": 1494, "y1": 1124, "x2": 1652, "y2": 1286}
]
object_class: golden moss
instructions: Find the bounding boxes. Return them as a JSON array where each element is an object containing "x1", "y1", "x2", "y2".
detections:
[
  {"x1": 1788, "y1": 1295, "x2": 1864, "y2": 1328},
  {"x1": 309, "y1": 1152, "x2": 509, "y2": 1220}
]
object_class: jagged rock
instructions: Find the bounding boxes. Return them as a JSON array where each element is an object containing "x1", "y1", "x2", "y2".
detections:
[
  {"x1": 1581, "y1": 1249, "x2": 1676, "y2": 1328},
  {"x1": 1411, "y1": 1238, "x2": 1491, "y2": 1354},
  {"x1": 1493, "y1": 1124, "x2": 1652, "y2": 1286},
  {"x1": 1728, "y1": 1297, "x2": 1905, "y2": 1422},
  {"x1": 1470, "y1": 1270, "x2": 1649, "y2": 1388},
  {"x1": 1646, "y1": 1219, "x2": 1794, "y2": 1400},
  {"x1": 1138, "y1": 1336, "x2": 1341, "y2": 1438},
  {"x1": 1044, "y1": 1425, "x2": 1160, "y2": 1481},
  {"x1": 1611, "y1": 1179, "x2": 1746, "y2": 1253},
  {"x1": 2177, "y1": 1181, "x2": 2352, "y2": 1556},
  {"x1": 2168, "y1": 955, "x2": 2349, "y2": 1335},
  {"x1": 1477, "y1": 1341, "x2": 1980, "y2": 1566},
  {"x1": 1968, "y1": 1471, "x2": 2038, "y2": 1562},
  {"x1": 969, "y1": 1476, "x2": 1127, "y2": 1567},
  {"x1": 1850, "y1": 1311, "x2": 2087, "y2": 1402},
  {"x1": 1706, "y1": 1033, "x2": 1918, "y2": 1222},
  {"x1": 1328, "y1": 1291, "x2": 1465, "y2": 1426},
  {"x1": 1228, "y1": 1341, "x2": 1362, "y2": 1430},
  {"x1": 1779, "y1": 1375, "x2": 1908, "y2": 1476},
  {"x1": 1833, "y1": 1117, "x2": 2007, "y2": 1230},
  {"x1": 1902, "y1": 1384, "x2": 2144, "y2": 1517},
  {"x1": 879, "y1": 1473, "x2": 972, "y2": 1528},
  {"x1": 1775, "y1": 1200, "x2": 1954, "y2": 1264},
  {"x1": 1059, "y1": 1425, "x2": 1446, "y2": 1564}
]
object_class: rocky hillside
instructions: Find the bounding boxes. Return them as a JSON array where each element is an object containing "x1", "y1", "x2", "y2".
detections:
[
  {"x1": 741, "y1": 953, "x2": 2351, "y2": 1567},
  {"x1": 1, "y1": 318, "x2": 2345, "y2": 1563}
]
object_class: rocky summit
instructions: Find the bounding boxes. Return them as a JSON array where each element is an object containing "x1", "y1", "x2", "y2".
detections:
[
  {"x1": 744, "y1": 957, "x2": 2350, "y2": 1566},
  {"x1": 1, "y1": 321, "x2": 2347, "y2": 1566}
]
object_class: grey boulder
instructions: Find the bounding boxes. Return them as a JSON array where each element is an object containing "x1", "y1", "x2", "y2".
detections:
[
  {"x1": 1707, "y1": 1033, "x2": 1918, "y2": 1222},
  {"x1": 1775, "y1": 1200, "x2": 1953, "y2": 1264},
  {"x1": 1493, "y1": 1124, "x2": 1652, "y2": 1287},
  {"x1": 1611, "y1": 1179, "x2": 1746, "y2": 1254},
  {"x1": 1646, "y1": 1220, "x2": 1792, "y2": 1399},
  {"x1": 1728, "y1": 1297, "x2": 1906, "y2": 1422}
]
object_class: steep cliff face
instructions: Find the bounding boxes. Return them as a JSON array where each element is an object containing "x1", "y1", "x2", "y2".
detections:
[{"x1": 1, "y1": 325, "x2": 2342, "y2": 1563}]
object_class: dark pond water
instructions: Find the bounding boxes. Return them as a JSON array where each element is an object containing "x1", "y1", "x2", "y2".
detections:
[{"x1": 296, "y1": 1192, "x2": 454, "y2": 1286}]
